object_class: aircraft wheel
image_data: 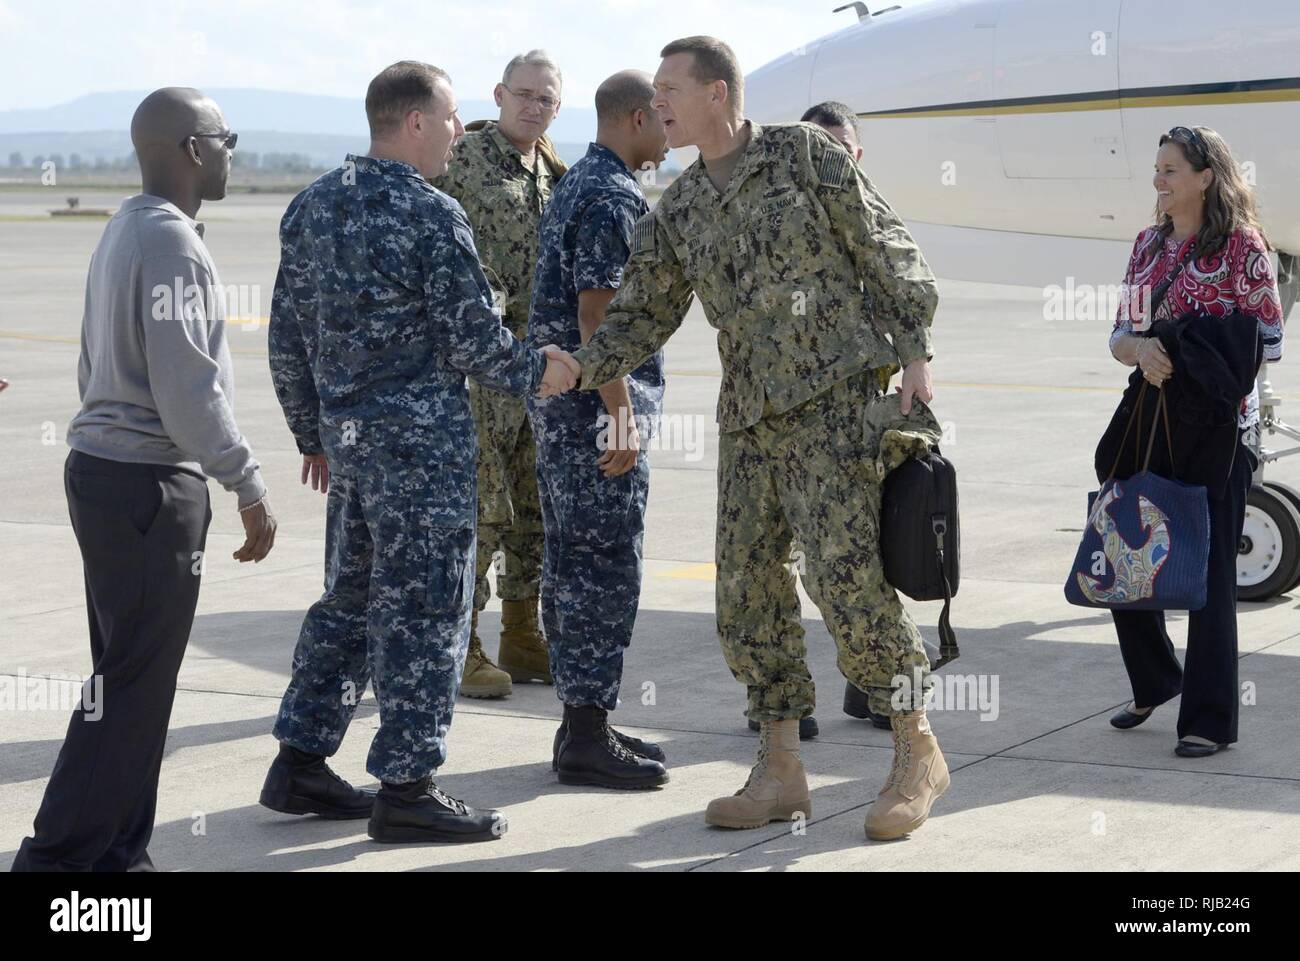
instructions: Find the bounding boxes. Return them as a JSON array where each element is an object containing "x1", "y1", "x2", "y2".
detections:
[
  {"x1": 1238, "y1": 485, "x2": 1300, "y2": 601},
  {"x1": 1263, "y1": 481, "x2": 1300, "y2": 593}
]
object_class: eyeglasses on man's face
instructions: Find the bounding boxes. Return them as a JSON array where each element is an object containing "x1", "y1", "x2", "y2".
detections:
[
  {"x1": 503, "y1": 86, "x2": 558, "y2": 112},
  {"x1": 181, "y1": 131, "x2": 239, "y2": 151}
]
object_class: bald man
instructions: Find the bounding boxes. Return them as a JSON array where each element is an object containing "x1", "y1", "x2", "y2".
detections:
[
  {"x1": 527, "y1": 71, "x2": 671, "y2": 787},
  {"x1": 12, "y1": 88, "x2": 275, "y2": 872}
]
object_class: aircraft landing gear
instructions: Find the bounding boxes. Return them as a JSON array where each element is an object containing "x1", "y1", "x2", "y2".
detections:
[
  {"x1": 1239, "y1": 363, "x2": 1300, "y2": 600},
  {"x1": 1238, "y1": 485, "x2": 1300, "y2": 600}
]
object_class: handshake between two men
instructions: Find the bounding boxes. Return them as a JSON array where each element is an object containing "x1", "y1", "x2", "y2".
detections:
[{"x1": 537, "y1": 345, "x2": 583, "y2": 399}]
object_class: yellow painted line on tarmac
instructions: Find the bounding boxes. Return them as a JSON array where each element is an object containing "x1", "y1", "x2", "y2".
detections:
[
  {"x1": 656, "y1": 561, "x2": 717, "y2": 581},
  {"x1": 0, "y1": 319, "x2": 267, "y2": 351},
  {"x1": 0, "y1": 330, "x2": 78, "y2": 345}
]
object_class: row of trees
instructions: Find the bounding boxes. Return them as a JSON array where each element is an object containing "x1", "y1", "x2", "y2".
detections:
[
  {"x1": 231, "y1": 152, "x2": 318, "y2": 172},
  {"x1": 4, "y1": 152, "x2": 136, "y2": 171},
  {"x1": 3, "y1": 151, "x2": 319, "y2": 172}
]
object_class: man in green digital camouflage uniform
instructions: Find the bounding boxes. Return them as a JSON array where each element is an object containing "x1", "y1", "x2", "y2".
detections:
[
  {"x1": 568, "y1": 37, "x2": 951, "y2": 841},
  {"x1": 432, "y1": 50, "x2": 567, "y2": 697}
]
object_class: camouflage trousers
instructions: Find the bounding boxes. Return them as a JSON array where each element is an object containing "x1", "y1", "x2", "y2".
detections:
[
  {"x1": 273, "y1": 453, "x2": 475, "y2": 784},
  {"x1": 535, "y1": 439, "x2": 649, "y2": 709},
  {"x1": 470, "y1": 380, "x2": 544, "y2": 610},
  {"x1": 716, "y1": 371, "x2": 938, "y2": 720}
]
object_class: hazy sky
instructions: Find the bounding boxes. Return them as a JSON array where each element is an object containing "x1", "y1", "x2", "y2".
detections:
[{"x1": 0, "y1": 0, "x2": 924, "y2": 112}]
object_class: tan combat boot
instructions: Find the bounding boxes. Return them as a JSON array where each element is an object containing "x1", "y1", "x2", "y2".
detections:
[
  {"x1": 497, "y1": 597, "x2": 553, "y2": 684},
  {"x1": 705, "y1": 718, "x2": 812, "y2": 829},
  {"x1": 864, "y1": 710, "x2": 950, "y2": 841},
  {"x1": 460, "y1": 610, "x2": 512, "y2": 699}
]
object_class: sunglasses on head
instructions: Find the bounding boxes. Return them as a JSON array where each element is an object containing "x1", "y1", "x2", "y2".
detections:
[{"x1": 1160, "y1": 126, "x2": 1208, "y2": 164}]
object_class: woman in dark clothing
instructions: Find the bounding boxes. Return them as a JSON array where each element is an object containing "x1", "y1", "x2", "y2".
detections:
[{"x1": 1106, "y1": 125, "x2": 1284, "y2": 757}]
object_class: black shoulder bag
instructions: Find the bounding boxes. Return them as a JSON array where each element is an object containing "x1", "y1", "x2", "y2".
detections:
[{"x1": 881, "y1": 446, "x2": 961, "y2": 669}]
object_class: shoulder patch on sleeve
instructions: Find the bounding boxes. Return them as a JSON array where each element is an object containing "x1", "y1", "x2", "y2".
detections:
[
  {"x1": 819, "y1": 147, "x2": 854, "y2": 189},
  {"x1": 631, "y1": 213, "x2": 657, "y2": 257}
]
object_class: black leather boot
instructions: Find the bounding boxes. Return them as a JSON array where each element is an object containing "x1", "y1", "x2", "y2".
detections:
[
  {"x1": 551, "y1": 709, "x2": 666, "y2": 770},
  {"x1": 259, "y1": 743, "x2": 375, "y2": 819},
  {"x1": 367, "y1": 776, "x2": 505, "y2": 843},
  {"x1": 843, "y1": 682, "x2": 892, "y2": 730},
  {"x1": 555, "y1": 705, "x2": 669, "y2": 789}
]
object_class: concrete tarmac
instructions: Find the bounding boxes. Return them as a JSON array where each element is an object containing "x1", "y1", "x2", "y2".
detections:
[{"x1": 1, "y1": 188, "x2": 1298, "y2": 871}]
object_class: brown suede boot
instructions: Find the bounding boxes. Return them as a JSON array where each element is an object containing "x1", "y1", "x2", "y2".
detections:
[
  {"x1": 460, "y1": 611, "x2": 512, "y2": 699},
  {"x1": 497, "y1": 597, "x2": 552, "y2": 684},
  {"x1": 864, "y1": 710, "x2": 950, "y2": 841},
  {"x1": 705, "y1": 718, "x2": 811, "y2": 829}
]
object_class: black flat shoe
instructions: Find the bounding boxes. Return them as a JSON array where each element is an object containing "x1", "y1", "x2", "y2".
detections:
[
  {"x1": 1109, "y1": 703, "x2": 1155, "y2": 730},
  {"x1": 1175, "y1": 739, "x2": 1227, "y2": 757},
  {"x1": 746, "y1": 715, "x2": 819, "y2": 740}
]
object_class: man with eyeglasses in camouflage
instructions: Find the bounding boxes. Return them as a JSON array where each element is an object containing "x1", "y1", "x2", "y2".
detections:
[{"x1": 432, "y1": 50, "x2": 566, "y2": 698}]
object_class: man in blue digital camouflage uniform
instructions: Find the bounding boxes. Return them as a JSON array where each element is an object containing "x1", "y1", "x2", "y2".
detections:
[
  {"x1": 527, "y1": 71, "x2": 671, "y2": 789},
  {"x1": 258, "y1": 61, "x2": 580, "y2": 844}
]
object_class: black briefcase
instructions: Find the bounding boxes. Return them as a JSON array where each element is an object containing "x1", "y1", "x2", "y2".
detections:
[{"x1": 881, "y1": 447, "x2": 960, "y2": 668}]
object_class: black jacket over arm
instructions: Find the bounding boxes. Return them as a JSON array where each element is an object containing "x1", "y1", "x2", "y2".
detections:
[{"x1": 1094, "y1": 311, "x2": 1261, "y2": 499}]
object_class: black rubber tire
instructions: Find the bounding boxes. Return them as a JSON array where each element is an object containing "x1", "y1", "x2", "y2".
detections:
[
  {"x1": 1263, "y1": 482, "x2": 1300, "y2": 593},
  {"x1": 1238, "y1": 486, "x2": 1300, "y2": 601}
]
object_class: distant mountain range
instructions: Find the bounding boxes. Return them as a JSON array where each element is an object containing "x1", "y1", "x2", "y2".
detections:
[
  {"x1": 0, "y1": 88, "x2": 603, "y2": 139},
  {"x1": 0, "y1": 88, "x2": 619, "y2": 170}
]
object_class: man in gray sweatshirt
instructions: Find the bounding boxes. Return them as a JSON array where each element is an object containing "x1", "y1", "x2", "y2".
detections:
[{"x1": 11, "y1": 87, "x2": 275, "y2": 872}]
